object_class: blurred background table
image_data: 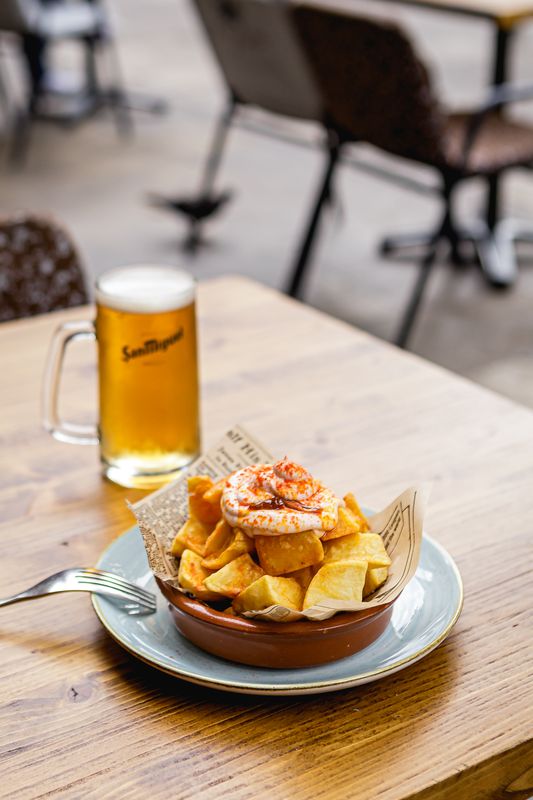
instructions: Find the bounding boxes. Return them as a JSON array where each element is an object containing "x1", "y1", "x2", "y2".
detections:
[
  {"x1": 382, "y1": 0, "x2": 533, "y2": 91},
  {"x1": 0, "y1": 276, "x2": 531, "y2": 799},
  {"x1": 385, "y1": 0, "x2": 533, "y2": 25}
]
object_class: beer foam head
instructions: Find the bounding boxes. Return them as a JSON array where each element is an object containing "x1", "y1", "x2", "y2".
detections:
[{"x1": 96, "y1": 266, "x2": 195, "y2": 313}]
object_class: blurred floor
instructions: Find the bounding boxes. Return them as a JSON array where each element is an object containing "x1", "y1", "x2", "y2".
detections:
[{"x1": 1, "y1": 0, "x2": 533, "y2": 407}]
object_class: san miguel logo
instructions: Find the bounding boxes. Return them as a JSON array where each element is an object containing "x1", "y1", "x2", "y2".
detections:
[{"x1": 122, "y1": 328, "x2": 184, "y2": 363}]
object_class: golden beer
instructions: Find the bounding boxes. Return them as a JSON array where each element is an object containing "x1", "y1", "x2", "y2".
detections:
[{"x1": 95, "y1": 266, "x2": 199, "y2": 487}]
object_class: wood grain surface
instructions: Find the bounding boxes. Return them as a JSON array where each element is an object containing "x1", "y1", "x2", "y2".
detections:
[
  {"x1": 0, "y1": 276, "x2": 531, "y2": 800},
  {"x1": 377, "y1": 0, "x2": 533, "y2": 26}
]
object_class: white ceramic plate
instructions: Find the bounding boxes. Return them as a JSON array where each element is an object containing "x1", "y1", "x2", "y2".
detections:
[{"x1": 92, "y1": 525, "x2": 463, "y2": 696}]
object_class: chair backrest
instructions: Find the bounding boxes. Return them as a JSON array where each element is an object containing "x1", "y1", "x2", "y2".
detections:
[
  {"x1": 192, "y1": 0, "x2": 323, "y2": 120},
  {"x1": 0, "y1": 0, "x2": 39, "y2": 34},
  {"x1": 0, "y1": 215, "x2": 88, "y2": 322},
  {"x1": 292, "y1": 5, "x2": 447, "y2": 166}
]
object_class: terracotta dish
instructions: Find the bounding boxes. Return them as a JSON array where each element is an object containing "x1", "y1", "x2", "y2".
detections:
[{"x1": 156, "y1": 577, "x2": 394, "y2": 668}]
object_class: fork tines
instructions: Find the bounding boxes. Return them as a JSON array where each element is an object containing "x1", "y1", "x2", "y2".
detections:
[{"x1": 75, "y1": 569, "x2": 156, "y2": 608}]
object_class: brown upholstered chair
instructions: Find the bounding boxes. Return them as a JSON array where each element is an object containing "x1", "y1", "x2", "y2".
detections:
[
  {"x1": 0, "y1": 215, "x2": 88, "y2": 322},
  {"x1": 292, "y1": 5, "x2": 533, "y2": 345}
]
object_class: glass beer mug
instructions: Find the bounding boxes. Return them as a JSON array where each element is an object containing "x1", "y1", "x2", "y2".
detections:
[{"x1": 43, "y1": 265, "x2": 200, "y2": 488}]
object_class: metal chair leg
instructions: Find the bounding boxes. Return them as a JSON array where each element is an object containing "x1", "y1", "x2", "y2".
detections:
[
  {"x1": 198, "y1": 102, "x2": 235, "y2": 198},
  {"x1": 486, "y1": 173, "x2": 500, "y2": 231},
  {"x1": 0, "y1": 61, "x2": 9, "y2": 121},
  {"x1": 286, "y1": 135, "x2": 342, "y2": 299},
  {"x1": 454, "y1": 217, "x2": 516, "y2": 288},
  {"x1": 148, "y1": 101, "x2": 235, "y2": 251},
  {"x1": 380, "y1": 176, "x2": 467, "y2": 265},
  {"x1": 8, "y1": 109, "x2": 32, "y2": 166},
  {"x1": 395, "y1": 189, "x2": 455, "y2": 348},
  {"x1": 84, "y1": 36, "x2": 100, "y2": 97},
  {"x1": 98, "y1": 36, "x2": 135, "y2": 138},
  {"x1": 0, "y1": 56, "x2": 28, "y2": 166},
  {"x1": 380, "y1": 229, "x2": 435, "y2": 256},
  {"x1": 395, "y1": 236, "x2": 441, "y2": 349}
]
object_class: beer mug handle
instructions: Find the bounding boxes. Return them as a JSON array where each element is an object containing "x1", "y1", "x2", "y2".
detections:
[{"x1": 42, "y1": 320, "x2": 99, "y2": 445}]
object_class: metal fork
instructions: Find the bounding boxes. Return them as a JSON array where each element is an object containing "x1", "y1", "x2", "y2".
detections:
[{"x1": 0, "y1": 568, "x2": 157, "y2": 616}]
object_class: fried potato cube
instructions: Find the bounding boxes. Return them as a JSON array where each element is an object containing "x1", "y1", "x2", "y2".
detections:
[
  {"x1": 255, "y1": 531, "x2": 324, "y2": 576},
  {"x1": 322, "y1": 532, "x2": 361, "y2": 564},
  {"x1": 202, "y1": 528, "x2": 254, "y2": 570},
  {"x1": 203, "y1": 553, "x2": 264, "y2": 598},
  {"x1": 203, "y1": 518, "x2": 233, "y2": 557},
  {"x1": 323, "y1": 532, "x2": 390, "y2": 569},
  {"x1": 233, "y1": 575, "x2": 304, "y2": 614},
  {"x1": 303, "y1": 559, "x2": 367, "y2": 609},
  {"x1": 363, "y1": 566, "x2": 389, "y2": 597},
  {"x1": 321, "y1": 505, "x2": 362, "y2": 542},
  {"x1": 355, "y1": 533, "x2": 391, "y2": 568},
  {"x1": 187, "y1": 475, "x2": 212, "y2": 501},
  {"x1": 178, "y1": 549, "x2": 223, "y2": 602},
  {"x1": 169, "y1": 524, "x2": 189, "y2": 557},
  {"x1": 203, "y1": 477, "x2": 227, "y2": 505},
  {"x1": 170, "y1": 517, "x2": 212, "y2": 558},
  {"x1": 285, "y1": 565, "x2": 315, "y2": 591},
  {"x1": 344, "y1": 493, "x2": 370, "y2": 531},
  {"x1": 188, "y1": 475, "x2": 222, "y2": 525}
]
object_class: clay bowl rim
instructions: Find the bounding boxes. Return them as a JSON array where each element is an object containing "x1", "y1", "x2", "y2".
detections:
[{"x1": 155, "y1": 576, "x2": 395, "y2": 636}]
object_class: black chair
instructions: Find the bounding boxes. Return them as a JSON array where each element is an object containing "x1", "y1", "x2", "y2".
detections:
[
  {"x1": 0, "y1": 0, "x2": 129, "y2": 131},
  {"x1": 149, "y1": 0, "x2": 324, "y2": 251},
  {"x1": 156, "y1": 0, "x2": 533, "y2": 346},
  {"x1": 0, "y1": 0, "x2": 167, "y2": 162}
]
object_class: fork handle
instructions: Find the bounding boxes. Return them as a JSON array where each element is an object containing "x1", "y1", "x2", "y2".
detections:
[
  {"x1": 0, "y1": 582, "x2": 153, "y2": 609},
  {"x1": 0, "y1": 592, "x2": 48, "y2": 607},
  {"x1": 0, "y1": 594, "x2": 31, "y2": 608},
  {"x1": 0, "y1": 580, "x2": 62, "y2": 607}
]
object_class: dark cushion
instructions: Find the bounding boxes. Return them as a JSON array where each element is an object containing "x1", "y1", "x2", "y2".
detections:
[
  {"x1": 444, "y1": 112, "x2": 533, "y2": 174},
  {"x1": 0, "y1": 215, "x2": 88, "y2": 322}
]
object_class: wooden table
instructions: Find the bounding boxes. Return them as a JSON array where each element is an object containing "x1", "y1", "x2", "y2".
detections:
[
  {"x1": 384, "y1": 0, "x2": 533, "y2": 28},
  {"x1": 382, "y1": 0, "x2": 533, "y2": 92},
  {"x1": 0, "y1": 276, "x2": 531, "y2": 799}
]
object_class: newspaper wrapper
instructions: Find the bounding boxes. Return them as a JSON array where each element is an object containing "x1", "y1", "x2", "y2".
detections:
[{"x1": 130, "y1": 426, "x2": 428, "y2": 622}]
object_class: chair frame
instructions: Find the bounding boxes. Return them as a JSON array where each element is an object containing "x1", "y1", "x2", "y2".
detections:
[
  {"x1": 382, "y1": 82, "x2": 533, "y2": 294},
  {"x1": 0, "y1": 1, "x2": 167, "y2": 164},
  {"x1": 154, "y1": 3, "x2": 533, "y2": 348},
  {"x1": 162, "y1": 78, "x2": 533, "y2": 347},
  {"x1": 383, "y1": 80, "x2": 533, "y2": 346}
]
